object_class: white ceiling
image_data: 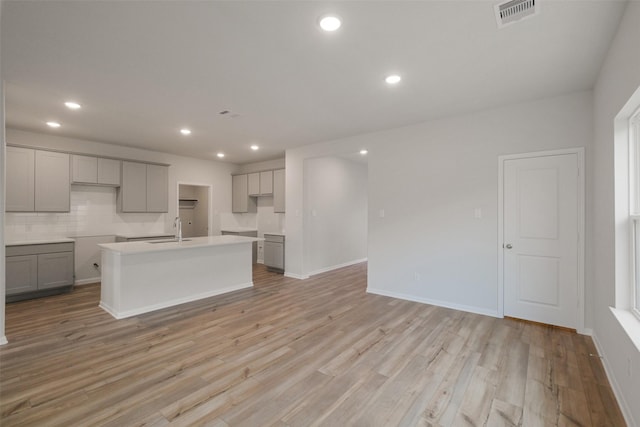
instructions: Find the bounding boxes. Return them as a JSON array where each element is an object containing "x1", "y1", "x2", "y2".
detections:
[{"x1": 1, "y1": 1, "x2": 627, "y2": 164}]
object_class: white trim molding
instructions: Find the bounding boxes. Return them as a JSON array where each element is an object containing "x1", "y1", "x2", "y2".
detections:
[
  {"x1": 497, "y1": 147, "x2": 586, "y2": 333},
  {"x1": 367, "y1": 287, "x2": 500, "y2": 318},
  {"x1": 592, "y1": 331, "x2": 637, "y2": 427},
  {"x1": 308, "y1": 258, "x2": 368, "y2": 277}
]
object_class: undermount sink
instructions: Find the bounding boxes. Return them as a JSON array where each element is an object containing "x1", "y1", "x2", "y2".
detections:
[{"x1": 147, "y1": 238, "x2": 192, "y2": 244}]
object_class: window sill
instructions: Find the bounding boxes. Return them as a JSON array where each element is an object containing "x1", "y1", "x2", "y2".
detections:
[{"x1": 610, "y1": 307, "x2": 640, "y2": 353}]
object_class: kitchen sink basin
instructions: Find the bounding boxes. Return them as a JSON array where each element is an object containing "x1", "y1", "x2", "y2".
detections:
[{"x1": 147, "y1": 238, "x2": 192, "y2": 244}]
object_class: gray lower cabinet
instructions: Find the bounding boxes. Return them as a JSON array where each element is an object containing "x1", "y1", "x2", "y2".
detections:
[
  {"x1": 264, "y1": 234, "x2": 285, "y2": 272},
  {"x1": 6, "y1": 255, "x2": 38, "y2": 294},
  {"x1": 37, "y1": 252, "x2": 75, "y2": 289},
  {"x1": 6, "y1": 147, "x2": 70, "y2": 212},
  {"x1": 6, "y1": 242, "x2": 75, "y2": 300},
  {"x1": 221, "y1": 230, "x2": 258, "y2": 263}
]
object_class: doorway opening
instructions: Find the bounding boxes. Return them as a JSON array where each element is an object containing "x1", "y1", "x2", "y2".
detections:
[{"x1": 177, "y1": 183, "x2": 211, "y2": 238}]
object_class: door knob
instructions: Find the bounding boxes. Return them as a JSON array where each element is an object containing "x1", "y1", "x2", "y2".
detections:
[{"x1": 505, "y1": 243, "x2": 513, "y2": 249}]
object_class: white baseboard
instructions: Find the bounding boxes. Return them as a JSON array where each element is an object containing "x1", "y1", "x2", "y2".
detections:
[
  {"x1": 99, "y1": 282, "x2": 254, "y2": 319},
  {"x1": 308, "y1": 258, "x2": 368, "y2": 277},
  {"x1": 366, "y1": 287, "x2": 500, "y2": 318},
  {"x1": 75, "y1": 277, "x2": 101, "y2": 286},
  {"x1": 0, "y1": 336, "x2": 7, "y2": 346},
  {"x1": 592, "y1": 333, "x2": 637, "y2": 427},
  {"x1": 284, "y1": 272, "x2": 308, "y2": 280}
]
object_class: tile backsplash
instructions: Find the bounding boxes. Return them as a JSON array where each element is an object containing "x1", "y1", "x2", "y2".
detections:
[{"x1": 5, "y1": 185, "x2": 167, "y2": 241}]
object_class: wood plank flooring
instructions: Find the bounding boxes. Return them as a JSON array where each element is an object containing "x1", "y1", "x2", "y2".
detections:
[{"x1": 0, "y1": 263, "x2": 626, "y2": 426}]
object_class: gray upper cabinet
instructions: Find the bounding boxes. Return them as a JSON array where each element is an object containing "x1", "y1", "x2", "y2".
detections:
[
  {"x1": 232, "y1": 174, "x2": 257, "y2": 213},
  {"x1": 7, "y1": 147, "x2": 69, "y2": 212},
  {"x1": 120, "y1": 161, "x2": 148, "y2": 212},
  {"x1": 146, "y1": 164, "x2": 168, "y2": 212},
  {"x1": 72, "y1": 154, "x2": 98, "y2": 183},
  {"x1": 248, "y1": 173, "x2": 260, "y2": 196},
  {"x1": 259, "y1": 171, "x2": 273, "y2": 195},
  {"x1": 119, "y1": 161, "x2": 168, "y2": 213},
  {"x1": 273, "y1": 169, "x2": 285, "y2": 213},
  {"x1": 6, "y1": 146, "x2": 35, "y2": 212},
  {"x1": 97, "y1": 158, "x2": 121, "y2": 186},
  {"x1": 72, "y1": 155, "x2": 121, "y2": 186},
  {"x1": 35, "y1": 150, "x2": 70, "y2": 212}
]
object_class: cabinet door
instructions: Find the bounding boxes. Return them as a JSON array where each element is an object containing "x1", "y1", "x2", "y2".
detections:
[
  {"x1": 6, "y1": 255, "x2": 38, "y2": 295},
  {"x1": 146, "y1": 164, "x2": 168, "y2": 212},
  {"x1": 6, "y1": 146, "x2": 35, "y2": 212},
  {"x1": 273, "y1": 169, "x2": 285, "y2": 213},
  {"x1": 264, "y1": 241, "x2": 284, "y2": 270},
  {"x1": 71, "y1": 155, "x2": 98, "y2": 184},
  {"x1": 259, "y1": 171, "x2": 273, "y2": 195},
  {"x1": 35, "y1": 150, "x2": 70, "y2": 212},
  {"x1": 37, "y1": 252, "x2": 74, "y2": 289},
  {"x1": 248, "y1": 173, "x2": 260, "y2": 196},
  {"x1": 121, "y1": 161, "x2": 147, "y2": 212},
  {"x1": 97, "y1": 158, "x2": 121, "y2": 186},
  {"x1": 232, "y1": 174, "x2": 248, "y2": 212}
]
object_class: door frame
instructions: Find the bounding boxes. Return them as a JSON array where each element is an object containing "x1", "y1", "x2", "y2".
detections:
[
  {"x1": 176, "y1": 181, "x2": 213, "y2": 237},
  {"x1": 497, "y1": 148, "x2": 586, "y2": 333}
]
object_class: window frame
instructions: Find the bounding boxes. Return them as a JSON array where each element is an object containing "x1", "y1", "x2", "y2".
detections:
[{"x1": 630, "y1": 109, "x2": 640, "y2": 320}]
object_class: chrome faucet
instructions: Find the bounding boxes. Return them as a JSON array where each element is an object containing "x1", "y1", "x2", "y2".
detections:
[{"x1": 174, "y1": 216, "x2": 182, "y2": 242}]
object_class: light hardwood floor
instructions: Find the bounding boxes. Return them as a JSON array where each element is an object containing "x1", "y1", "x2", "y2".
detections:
[{"x1": 0, "y1": 263, "x2": 626, "y2": 426}]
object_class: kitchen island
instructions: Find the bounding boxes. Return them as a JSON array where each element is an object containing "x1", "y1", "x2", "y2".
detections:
[{"x1": 98, "y1": 235, "x2": 261, "y2": 319}]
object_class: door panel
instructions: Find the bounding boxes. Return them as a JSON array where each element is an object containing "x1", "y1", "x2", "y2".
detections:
[{"x1": 504, "y1": 153, "x2": 578, "y2": 329}]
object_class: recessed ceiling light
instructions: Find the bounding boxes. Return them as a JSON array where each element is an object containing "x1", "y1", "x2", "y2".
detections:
[
  {"x1": 46, "y1": 121, "x2": 61, "y2": 128},
  {"x1": 250, "y1": 145, "x2": 259, "y2": 151},
  {"x1": 319, "y1": 15, "x2": 341, "y2": 32},
  {"x1": 217, "y1": 152, "x2": 225, "y2": 158},
  {"x1": 385, "y1": 74, "x2": 402, "y2": 85},
  {"x1": 64, "y1": 101, "x2": 81, "y2": 110},
  {"x1": 360, "y1": 149, "x2": 368, "y2": 155},
  {"x1": 180, "y1": 128, "x2": 192, "y2": 135}
]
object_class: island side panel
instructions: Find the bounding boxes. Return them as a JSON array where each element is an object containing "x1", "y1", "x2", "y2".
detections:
[
  {"x1": 99, "y1": 249, "x2": 122, "y2": 317},
  {"x1": 100, "y1": 242, "x2": 253, "y2": 319}
]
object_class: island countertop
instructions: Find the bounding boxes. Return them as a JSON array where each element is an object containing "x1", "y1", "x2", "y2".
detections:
[{"x1": 98, "y1": 235, "x2": 262, "y2": 254}]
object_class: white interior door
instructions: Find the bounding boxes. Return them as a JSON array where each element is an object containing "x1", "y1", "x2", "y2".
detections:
[{"x1": 503, "y1": 153, "x2": 578, "y2": 329}]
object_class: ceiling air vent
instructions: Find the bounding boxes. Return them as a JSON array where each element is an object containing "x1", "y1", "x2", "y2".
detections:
[{"x1": 495, "y1": 0, "x2": 539, "y2": 28}]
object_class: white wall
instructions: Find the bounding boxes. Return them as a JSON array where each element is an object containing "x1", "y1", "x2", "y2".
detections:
[
  {"x1": 303, "y1": 156, "x2": 367, "y2": 275},
  {"x1": 237, "y1": 158, "x2": 285, "y2": 174},
  {"x1": 286, "y1": 92, "x2": 592, "y2": 303},
  {"x1": 592, "y1": 2, "x2": 640, "y2": 426},
  {"x1": 5, "y1": 128, "x2": 237, "y2": 240}
]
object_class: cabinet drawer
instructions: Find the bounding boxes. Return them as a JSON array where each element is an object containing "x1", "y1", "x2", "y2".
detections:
[
  {"x1": 7, "y1": 242, "x2": 75, "y2": 257},
  {"x1": 264, "y1": 234, "x2": 284, "y2": 243}
]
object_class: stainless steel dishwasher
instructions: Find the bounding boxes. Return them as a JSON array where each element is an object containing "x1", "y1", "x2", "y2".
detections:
[{"x1": 263, "y1": 234, "x2": 284, "y2": 273}]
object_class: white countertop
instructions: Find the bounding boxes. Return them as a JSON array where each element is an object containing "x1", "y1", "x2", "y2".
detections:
[
  {"x1": 220, "y1": 227, "x2": 258, "y2": 233},
  {"x1": 115, "y1": 232, "x2": 175, "y2": 239},
  {"x1": 99, "y1": 235, "x2": 262, "y2": 254},
  {"x1": 6, "y1": 237, "x2": 76, "y2": 246},
  {"x1": 263, "y1": 231, "x2": 285, "y2": 237}
]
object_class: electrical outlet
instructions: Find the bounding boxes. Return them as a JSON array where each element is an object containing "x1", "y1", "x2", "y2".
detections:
[{"x1": 414, "y1": 272, "x2": 421, "y2": 281}]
